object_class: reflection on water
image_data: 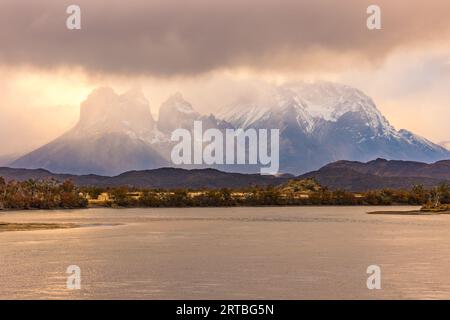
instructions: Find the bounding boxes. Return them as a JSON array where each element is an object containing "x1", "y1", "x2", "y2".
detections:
[{"x1": 1, "y1": 206, "x2": 450, "y2": 299}]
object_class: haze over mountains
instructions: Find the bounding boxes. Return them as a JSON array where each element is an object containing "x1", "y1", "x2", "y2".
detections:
[
  {"x1": 12, "y1": 87, "x2": 168, "y2": 176},
  {"x1": 10, "y1": 81, "x2": 450, "y2": 175}
]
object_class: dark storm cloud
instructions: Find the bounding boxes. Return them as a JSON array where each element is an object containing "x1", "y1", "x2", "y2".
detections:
[{"x1": 0, "y1": 0, "x2": 449, "y2": 76}]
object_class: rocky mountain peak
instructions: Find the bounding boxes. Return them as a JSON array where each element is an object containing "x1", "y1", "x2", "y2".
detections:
[
  {"x1": 158, "y1": 92, "x2": 201, "y2": 133},
  {"x1": 76, "y1": 87, "x2": 157, "y2": 140}
]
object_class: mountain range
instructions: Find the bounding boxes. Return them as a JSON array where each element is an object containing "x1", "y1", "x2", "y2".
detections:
[
  {"x1": 0, "y1": 166, "x2": 290, "y2": 189},
  {"x1": 1, "y1": 159, "x2": 449, "y2": 191},
  {"x1": 9, "y1": 81, "x2": 450, "y2": 175}
]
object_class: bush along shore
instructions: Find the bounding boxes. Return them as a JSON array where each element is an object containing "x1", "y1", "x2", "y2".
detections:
[
  {"x1": 83, "y1": 179, "x2": 449, "y2": 208},
  {"x1": 1, "y1": 176, "x2": 449, "y2": 210},
  {"x1": 0, "y1": 177, "x2": 87, "y2": 210}
]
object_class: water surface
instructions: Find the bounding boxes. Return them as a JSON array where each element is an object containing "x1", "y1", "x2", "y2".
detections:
[{"x1": 1, "y1": 206, "x2": 449, "y2": 299}]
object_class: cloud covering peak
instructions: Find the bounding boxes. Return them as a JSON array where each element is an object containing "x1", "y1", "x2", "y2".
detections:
[{"x1": 1, "y1": 0, "x2": 450, "y2": 76}]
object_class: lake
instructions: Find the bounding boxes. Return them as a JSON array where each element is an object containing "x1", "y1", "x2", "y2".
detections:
[{"x1": 1, "y1": 206, "x2": 450, "y2": 299}]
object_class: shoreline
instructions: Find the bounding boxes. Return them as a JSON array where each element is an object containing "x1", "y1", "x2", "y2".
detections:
[
  {"x1": 0, "y1": 222, "x2": 80, "y2": 232},
  {"x1": 367, "y1": 209, "x2": 450, "y2": 215},
  {"x1": 0, "y1": 204, "x2": 420, "y2": 213}
]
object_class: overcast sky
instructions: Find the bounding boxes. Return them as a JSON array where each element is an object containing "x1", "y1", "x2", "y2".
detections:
[{"x1": 1, "y1": 0, "x2": 450, "y2": 155}]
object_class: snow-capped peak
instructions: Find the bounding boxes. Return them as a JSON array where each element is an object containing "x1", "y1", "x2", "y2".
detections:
[
  {"x1": 217, "y1": 81, "x2": 394, "y2": 136},
  {"x1": 157, "y1": 92, "x2": 202, "y2": 133},
  {"x1": 161, "y1": 92, "x2": 196, "y2": 115}
]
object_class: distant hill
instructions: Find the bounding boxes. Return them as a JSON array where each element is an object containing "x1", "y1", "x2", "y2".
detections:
[
  {"x1": 299, "y1": 158, "x2": 450, "y2": 191},
  {"x1": 0, "y1": 167, "x2": 290, "y2": 189},
  {"x1": 277, "y1": 178, "x2": 323, "y2": 194},
  {"x1": 2, "y1": 158, "x2": 449, "y2": 191},
  {"x1": 105, "y1": 168, "x2": 291, "y2": 189}
]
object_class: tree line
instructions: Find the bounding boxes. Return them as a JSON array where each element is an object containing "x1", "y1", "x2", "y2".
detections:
[
  {"x1": 0, "y1": 177, "x2": 87, "y2": 210},
  {"x1": 1, "y1": 176, "x2": 448, "y2": 210},
  {"x1": 83, "y1": 182, "x2": 449, "y2": 207}
]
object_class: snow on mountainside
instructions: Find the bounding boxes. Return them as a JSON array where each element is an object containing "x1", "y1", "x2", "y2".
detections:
[
  {"x1": 217, "y1": 81, "x2": 450, "y2": 173},
  {"x1": 10, "y1": 82, "x2": 450, "y2": 175},
  {"x1": 219, "y1": 81, "x2": 396, "y2": 136},
  {"x1": 158, "y1": 92, "x2": 233, "y2": 134}
]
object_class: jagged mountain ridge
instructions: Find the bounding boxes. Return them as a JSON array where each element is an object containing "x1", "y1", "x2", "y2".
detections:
[{"x1": 10, "y1": 82, "x2": 450, "y2": 175}]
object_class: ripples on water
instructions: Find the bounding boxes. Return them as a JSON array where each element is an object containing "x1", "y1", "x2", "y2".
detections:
[{"x1": 1, "y1": 206, "x2": 449, "y2": 299}]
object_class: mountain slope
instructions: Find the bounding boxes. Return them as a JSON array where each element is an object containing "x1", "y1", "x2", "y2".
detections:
[
  {"x1": 319, "y1": 158, "x2": 450, "y2": 179},
  {"x1": 12, "y1": 132, "x2": 167, "y2": 176},
  {"x1": 440, "y1": 141, "x2": 450, "y2": 151}
]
